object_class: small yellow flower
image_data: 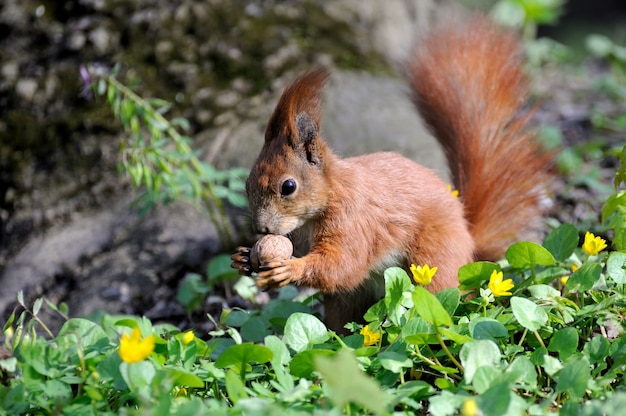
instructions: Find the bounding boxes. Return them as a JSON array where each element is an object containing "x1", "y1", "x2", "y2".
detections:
[
  {"x1": 360, "y1": 325, "x2": 381, "y2": 347},
  {"x1": 410, "y1": 264, "x2": 437, "y2": 286},
  {"x1": 561, "y1": 264, "x2": 579, "y2": 287},
  {"x1": 181, "y1": 330, "x2": 195, "y2": 345},
  {"x1": 461, "y1": 398, "x2": 479, "y2": 416},
  {"x1": 582, "y1": 232, "x2": 607, "y2": 256},
  {"x1": 118, "y1": 327, "x2": 155, "y2": 363},
  {"x1": 446, "y1": 184, "x2": 459, "y2": 198},
  {"x1": 488, "y1": 270, "x2": 514, "y2": 297}
]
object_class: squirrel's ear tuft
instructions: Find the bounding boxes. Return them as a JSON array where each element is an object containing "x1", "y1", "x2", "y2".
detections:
[{"x1": 265, "y1": 68, "x2": 330, "y2": 145}]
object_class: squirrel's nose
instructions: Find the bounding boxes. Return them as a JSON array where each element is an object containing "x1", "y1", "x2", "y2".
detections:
[{"x1": 252, "y1": 220, "x2": 270, "y2": 235}]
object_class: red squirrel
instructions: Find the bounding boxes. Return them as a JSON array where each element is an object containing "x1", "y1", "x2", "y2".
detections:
[{"x1": 231, "y1": 15, "x2": 552, "y2": 332}]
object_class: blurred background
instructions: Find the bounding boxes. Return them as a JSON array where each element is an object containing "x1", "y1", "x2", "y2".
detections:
[{"x1": 1, "y1": 0, "x2": 625, "y2": 333}]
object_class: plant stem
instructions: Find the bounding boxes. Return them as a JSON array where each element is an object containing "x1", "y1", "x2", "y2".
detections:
[
  {"x1": 98, "y1": 73, "x2": 234, "y2": 248},
  {"x1": 436, "y1": 331, "x2": 464, "y2": 373}
]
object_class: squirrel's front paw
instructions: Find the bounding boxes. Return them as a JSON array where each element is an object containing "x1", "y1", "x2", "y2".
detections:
[
  {"x1": 256, "y1": 258, "x2": 303, "y2": 290},
  {"x1": 231, "y1": 247, "x2": 253, "y2": 276}
]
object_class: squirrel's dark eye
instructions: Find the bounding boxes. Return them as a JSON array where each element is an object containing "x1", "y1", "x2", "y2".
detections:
[{"x1": 281, "y1": 179, "x2": 297, "y2": 196}]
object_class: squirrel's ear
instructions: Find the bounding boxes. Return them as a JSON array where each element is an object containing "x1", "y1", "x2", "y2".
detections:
[{"x1": 264, "y1": 68, "x2": 330, "y2": 147}]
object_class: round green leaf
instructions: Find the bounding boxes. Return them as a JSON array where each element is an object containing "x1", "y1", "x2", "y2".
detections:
[
  {"x1": 435, "y1": 288, "x2": 460, "y2": 317},
  {"x1": 556, "y1": 357, "x2": 591, "y2": 399},
  {"x1": 505, "y1": 356, "x2": 538, "y2": 389},
  {"x1": 548, "y1": 327, "x2": 579, "y2": 360},
  {"x1": 584, "y1": 336, "x2": 610, "y2": 365},
  {"x1": 607, "y1": 251, "x2": 626, "y2": 284},
  {"x1": 283, "y1": 313, "x2": 329, "y2": 353},
  {"x1": 214, "y1": 343, "x2": 273, "y2": 372},
  {"x1": 378, "y1": 351, "x2": 412, "y2": 374},
  {"x1": 543, "y1": 223, "x2": 579, "y2": 261},
  {"x1": 458, "y1": 261, "x2": 500, "y2": 290},
  {"x1": 469, "y1": 318, "x2": 508, "y2": 342},
  {"x1": 506, "y1": 242, "x2": 556, "y2": 268},
  {"x1": 565, "y1": 262, "x2": 602, "y2": 292},
  {"x1": 289, "y1": 349, "x2": 334, "y2": 378},
  {"x1": 460, "y1": 340, "x2": 502, "y2": 383},
  {"x1": 510, "y1": 297, "x2": 548, "y2": 331}
]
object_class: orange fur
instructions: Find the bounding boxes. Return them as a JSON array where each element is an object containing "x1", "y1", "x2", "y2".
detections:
[{"x1": 232, "y1": 15, "x2": 552, "y2": 333}]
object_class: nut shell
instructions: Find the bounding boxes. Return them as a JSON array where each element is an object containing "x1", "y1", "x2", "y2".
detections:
[{"x1": 250, "y1": 235, "x2": 293, "y2": 272}]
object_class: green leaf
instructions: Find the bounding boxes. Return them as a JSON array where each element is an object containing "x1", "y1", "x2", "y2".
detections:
[
  {"x1": 378, "y1": 351, "x2": 412, "y2": 374},
  {"x1": 472, "y1": 365, "x2": 500, "y2": 394},
  {"x1": 548, "y1": 327, "x2": 579, "y2": 360},
  {"x1": 460, "y1": 340, "x2": 502, "y2": 383},
  {"x1": 469, "y1": 318, "x2": 508, "y2": 342},
  {"x1": 264, "y1": 335, "x2": 291, "y2": 368},
  {"x1": 606, "y1": 207, "x2": 626, "y2": 251},
  {"x1": 57, "y1": 318, "x2": 109, "y2": 353},
  {"x1": 510, "y1": 297, "x2": 548, "y2": 331},
  {"x1": 167, "y1": 368, "x2": 205, "y2": 388},
  {"x1": 119, "y1": 361, "x2": 156, "y2": 392},
  {"x1": 282, "y1": 313, "x2": 328, "y2": 353},
  {"x1": 607, "y1": 251, "x2": 626, "y2": 284},
  {"x1": 315, "y1": 349, "x2": 390, "y2": 415},
  {"x1": 32, "y1": 298, "x2": 43, "y2": 316},
  {"x1": 435, "y1": 288, "x2": 460, "y2": 317},
  {"x1": 262, "y1": 299, "x2": 310, "y2": 333},
  {"x1": 214, "y1": 343, "x2": 273, "y2": 373},
  {"x1": 224, "y1": 368, "x2": 247, "y2": 404},
  {"x1": 240, "y1": 316, "x2": 271, "y2": 343},
  {"x1": 543, "y1": 223, "x2": 579, "y2": 261},
  {"x1": 97, "y1": 78, "x2": 107, "y2": 95},
  {"x1": 476, "y1": 381, "x2": 512, "y2": 416},
  {"x1": 584, "y1": 335, "x2": 610, "y2": 365},
  {"x1": 289, "y1": 349, "x2": 335, "y2": 378},
  {"x1": 565, "y1": 262, "x2": 602, "y2": 292},
  {"x1": 428, "y1": 390, "x2": 468, "y2": 416},
  {"x1": 403, "y1": 317, "x2": 438, "y2": 345},
  {"x1": 506, "y1": 242, "x2": 556, "y2": 268},
  {"x1": 556, "y1": 356, "x2": 591, "y2": 399},
  {"x1": 505, "y1": 356, "x2": 538, "y2": 389},
  {"x1": 233, "y1": 276, "x2": 258, "y2": 302},
  {"x1": 221, "y1": 309, "x2": 250, "y2": 327},
  {"x1": 615, "y1": 146, "x2": 626, "y2": 188},
  {"x1": 458, "y1": 261, "x2": 500, "y2": 290},
  {"x1": 207, "y1": 254, "x2": 240, "y2": 282},
  {"x1": 176, "y1": 273, "x2": 208, "y2": 313},
  {"x1": 527, "y1": 284, "x2": 561, "y2": 300},
  {"x1": 411, "y1": 286, "x2": 452, "y2": 327},
  {"x1": 439, "y1": 327, "x2": 474, "y2": 344},
  {"x1": 384, "y1": 267, "x2": 414, "y2": 326},
  {"x1": 363, "y1": 298, "x2": 386, "y2": 324},
  {"x1": 602, "y1": 191, "x2": 626, "y2": 242}
]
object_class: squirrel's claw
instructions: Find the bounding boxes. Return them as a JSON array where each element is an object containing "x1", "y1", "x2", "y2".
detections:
[
  {"x1": 231, "y1": 247, "x2": 252, "y2": 276},
  {"x1": 256, "y1": 260, "x2": 297, "y2": 290}
]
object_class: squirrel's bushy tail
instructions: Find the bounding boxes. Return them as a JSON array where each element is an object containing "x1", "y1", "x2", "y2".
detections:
[{"x1": 407, "y1": 15, "x2": 553, "y2": 260}]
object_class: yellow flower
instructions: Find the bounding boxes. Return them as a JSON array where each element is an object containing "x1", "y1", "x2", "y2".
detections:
[
  {"x1": 582, "y1": 232, "x2": 607, "y2": 256},
  {"x1": 181, "y1": 330, "x2": 195, "y2": 345},
  {"x1": 410, "y1": 264, "x2": 437, "y2": 286},
  {"x1": 561, "y1": 264, "x2": 579, "y2": 287},
  {"x1": 461, "y1": 398, "x2": 479, "y2": 416},
  {"x1": 446, "y1": 184, "x2": 459, "y2": 198},
  {"x1": 488, "y1": 270, "x2": 514, "y2": 297},
  {"x1": 118, "y1": 327, "x2": 155, "y2": 363},
  {"x1": 360, "y1": 325, "x2": 381, "y2": 347}
]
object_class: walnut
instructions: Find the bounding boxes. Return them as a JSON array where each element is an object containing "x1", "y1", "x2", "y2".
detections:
[{"x1": 250, "y1": 235, "x2": 293, "y2": 272}]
